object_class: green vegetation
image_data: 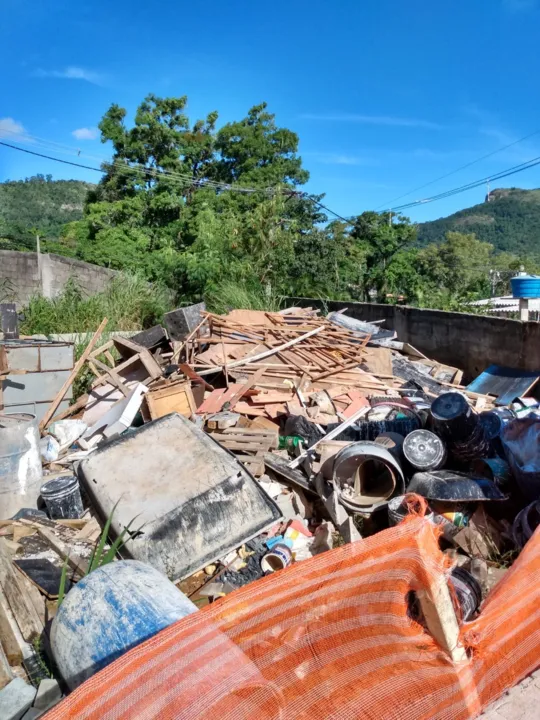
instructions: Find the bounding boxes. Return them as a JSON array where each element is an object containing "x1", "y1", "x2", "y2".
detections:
[
  {"x1": 4, "y1": 93, "x2": 540, "y2": 312},
  {"x1": 19, "y1": 275, "x2": 170, "y2": 335},
  {"x1": 418, "y1": 188, "x2": 540, "y2": 257},
  {"x1": 0, "y1": 175, "x2": 90, "y2": 252}
]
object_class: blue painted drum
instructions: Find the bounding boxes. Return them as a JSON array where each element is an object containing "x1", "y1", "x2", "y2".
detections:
[{"x1": 51, "y1": 560, "x2": 198, "y2": 690}]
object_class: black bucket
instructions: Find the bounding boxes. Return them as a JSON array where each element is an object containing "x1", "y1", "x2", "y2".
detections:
[
  {"x1": 431, "y1": 392, "x2": 489, "y2": 462},
  {"x1": 431, "y1": 393, "x2": 477, "y2": 442},
  {"x1": 40, "y1": 475, "x2": 84, "y2": 520},
  {"x1": 403, "y1": 430, "x2": 446, "y2": 471},
  {"x1": 449, "y1": 567, "x2": 482, "y2": 621}
]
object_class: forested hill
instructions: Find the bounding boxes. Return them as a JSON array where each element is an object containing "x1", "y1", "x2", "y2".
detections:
[
  {"x1": 0, "y1": 175, "x2": 91, "y2": 250},
  {"x1": 417, "y1": 188, "x2": 540, "y2": 256}
]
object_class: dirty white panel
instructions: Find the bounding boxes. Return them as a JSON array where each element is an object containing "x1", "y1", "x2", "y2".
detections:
[
  {"x1": 2, "y1": 371, "x2": 73, "y2": 404},
  {"x1": 40, "y1": 345, "x2": 74, "y2": 371},
  {"x1": 5, "y1": 346, "x2": 40, "y2": 371},
  {"x1": 79, "y1": 413, "x2": 282, "y2": 581}
]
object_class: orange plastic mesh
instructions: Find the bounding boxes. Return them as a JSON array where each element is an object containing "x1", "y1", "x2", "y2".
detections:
[{"x1": 45, "y1": 517, "x2": 540, "y2": 720}]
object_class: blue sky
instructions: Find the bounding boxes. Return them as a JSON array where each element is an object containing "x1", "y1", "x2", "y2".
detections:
[{"x1": 2, "y1": 0, "x2": 540, "y2": 223}]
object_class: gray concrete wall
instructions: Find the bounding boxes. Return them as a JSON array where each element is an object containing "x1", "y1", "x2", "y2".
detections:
[
  {"x1": 289, "y1": 298, "x2": 540, "y2": 381},
  {"x1": 0, "y1": 250, "x2": 117, "y2": 307}
]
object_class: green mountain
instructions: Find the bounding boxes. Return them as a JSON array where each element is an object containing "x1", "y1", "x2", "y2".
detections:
[
  {"x1": 417, "y1": 188, "x2": 540, "y2": 257},
  {"x1": 0, "y1": 175, "x2": 92, "y2": 251}
]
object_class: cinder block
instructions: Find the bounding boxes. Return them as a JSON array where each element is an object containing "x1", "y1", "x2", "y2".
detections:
[
  {"x1": 0, "y1": 677, "x2": 36, "y2": 720},
  {"x1": 33, "y1": 678, "x2": 62, "y2": 711}
]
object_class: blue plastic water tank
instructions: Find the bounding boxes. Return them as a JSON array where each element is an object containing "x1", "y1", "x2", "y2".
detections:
[
  {"x1": 50, "y1": 560, "x2": 198, "y2": 690},
  {"x1": 511, "y1": 275, "x2": 540, "y2": 298}
]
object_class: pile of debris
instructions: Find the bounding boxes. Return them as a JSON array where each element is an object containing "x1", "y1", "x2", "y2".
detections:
[{"x1": 1, "y1": 302, "x2": 539, "y2": 715}]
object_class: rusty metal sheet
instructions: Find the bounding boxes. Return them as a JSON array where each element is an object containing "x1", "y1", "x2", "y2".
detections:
[{"x1": 466, "y1": 365, "x2": 540, "y2": 406}]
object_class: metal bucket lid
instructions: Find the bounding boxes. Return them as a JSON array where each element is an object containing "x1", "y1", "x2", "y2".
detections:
[{"x1": 403, "y1": 430, "x2": 446, "y2": 470}]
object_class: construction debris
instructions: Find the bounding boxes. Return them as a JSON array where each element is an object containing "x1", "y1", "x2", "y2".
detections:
[{"x1": 1, "y1": 302, "x2": 539, "y2": 712}]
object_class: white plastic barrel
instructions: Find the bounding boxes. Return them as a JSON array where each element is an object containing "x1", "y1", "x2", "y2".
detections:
[
  {"x1": 51, "y1": 560, "x2": 198, "y2": 690},
  {"x1": 0, "y1": 413, "x2": 43, "y2": 518}
]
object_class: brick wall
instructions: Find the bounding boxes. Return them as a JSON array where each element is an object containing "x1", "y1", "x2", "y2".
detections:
[{"x1": 0, "y1": 250, "x2": 117, "y2": 307}]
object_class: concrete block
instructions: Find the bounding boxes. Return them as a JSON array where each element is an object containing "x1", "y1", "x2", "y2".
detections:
[
  {"x1": 33, "y1": 679, "x2": 62, "y2": 711},
  {"x1": 0, "y1": 678, "x2": 36, "y2": 720}
]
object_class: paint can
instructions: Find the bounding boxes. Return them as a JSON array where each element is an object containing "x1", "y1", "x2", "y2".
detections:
[
  {"x1": 40, "y1": 475, "x2": 84, "y2": 519},
  {"x1": 431, "y1": 392, "x2": 477, "y2": 442},
  {"x1": 261, "y1": 543, "x2": 293, "y2": 573},
  {"x1": 449, "y1": 567, "x2": 482, "y2": 621},
  {"x1": 431, "y1": 393, "x2": 489, "y2": 462},
  {"x1": 403, "y1": 430, "x2": 446, "y2": 471}
]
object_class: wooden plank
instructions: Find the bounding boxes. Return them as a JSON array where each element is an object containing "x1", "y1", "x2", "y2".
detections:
[
  {"x1": 0, "y1": 591, "x2": 28, "y2": 665},
  {"x1": 48, "y1": 392, "x2": 90, "y2": 424},
  {"x1": 0, "y1": 639, "x2": 12, "y2": 690},
  {"x1": 221, "y1": 428, "x2": 278, "y2": 436},
  {"x1": 211, "y1": 439, "x2": 272, "y2": 452},
  {"x1": 197, "y1": 326, "x2": 325, "y2": 376},
  {"x1": 0, "y1": 541, "x2": 42, "y2": 642},
  {"x1": 195, "y1": 388, "x2": 227, "y2": 414},
  {"x1": 40, "y1": 317, "x2": 108, "y2": 430},
  {"x1": 225, "y1": 368, "x2": 267, "y2": 411},
  {"x1": 178, "y1": 363, "x2": 214, "y2": 391},
  {"x1": 90, "y1": 357, "x2": 131, "y2": 398}
]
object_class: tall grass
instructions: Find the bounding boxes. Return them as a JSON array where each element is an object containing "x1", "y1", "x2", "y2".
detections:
[
  {"x1": 205, "y1": 280, "x2": 283, "y2": 315},
  {"x1": 19, "y1": 274, "x2": 172, "y2": 335}
]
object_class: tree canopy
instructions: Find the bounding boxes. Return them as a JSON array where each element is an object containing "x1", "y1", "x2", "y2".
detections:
[{"x1": 2, "y1": 93, "x2": 539, "y2": 311}]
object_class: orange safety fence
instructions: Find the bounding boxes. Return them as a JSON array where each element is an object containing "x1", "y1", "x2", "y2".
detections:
[{"x1": 45, "y1": 516, "x2": 540, "y2": 720}]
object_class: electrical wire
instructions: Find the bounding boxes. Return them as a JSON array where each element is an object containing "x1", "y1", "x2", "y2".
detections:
[
  {"x1": 0, "y1": 133, "x2": 279, "y2": 195},
  {"x1": 376, "y1": 128, "x2": 540, "y2": 210},
  {"x1": 390, "y1": 154, "x2": 540, "y2": 212}
]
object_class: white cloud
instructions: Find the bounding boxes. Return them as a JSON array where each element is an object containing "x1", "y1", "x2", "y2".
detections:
[
  {"x1": 72, "y1": 127, "x2": 99, "y2": 141},
  {"x1": 34, "y1": 66, "x2": 103, "y2": 85},
  {"x1": 300, "y1": 113, "x2": 443, "y2": 130},
  {"x1": 0, "y1": 117, "x2": 28, "y2": 141}
]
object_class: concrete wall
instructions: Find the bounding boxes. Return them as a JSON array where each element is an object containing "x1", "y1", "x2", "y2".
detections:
[
  {"x1": 289, "y1": 298, "x2": 540, "y2": 381},
  {"x1": 0, "y1": 250, "x2": 117, "y2": 307}
]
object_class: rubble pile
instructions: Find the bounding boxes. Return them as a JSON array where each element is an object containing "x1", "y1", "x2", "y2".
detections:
[{"x1": 1, "y1": 303, "x2": 539, "y2": 714}]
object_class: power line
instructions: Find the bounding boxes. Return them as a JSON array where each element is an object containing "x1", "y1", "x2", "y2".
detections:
[
  {"x1": 0, "y1": 138, "x2": 282, "y2": 196},
  {"x1": 376, "y1": 128, "x2": 540, "y2": 211},
  {"x1": 388, "y1": 154, "x2": 540, "y2": 213}
]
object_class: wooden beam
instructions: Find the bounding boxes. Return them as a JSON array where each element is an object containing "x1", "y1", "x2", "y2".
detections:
[
  {"x1": 0, "y1": 541, "x2": 42, "y2": 642},
  {"x1": 417, "y1": 575, "x2": 468, "y2": 663},
  {"x1": 40, "y1": 317, "x2": 108, "y2": 431}
]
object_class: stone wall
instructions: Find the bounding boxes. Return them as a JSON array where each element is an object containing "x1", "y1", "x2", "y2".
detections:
[
  {"x1": 288, "y1": 298, "x2": 540, "y2": 381},
  {"x1": 0, "y1": 250, "x2": 117, "y2": 307}
]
